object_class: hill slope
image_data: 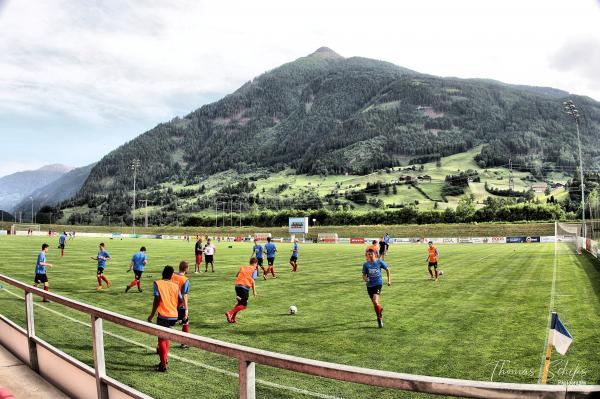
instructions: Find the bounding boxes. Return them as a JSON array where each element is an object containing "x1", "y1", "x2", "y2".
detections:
[
  {"x1": 65, "y1": 48, "x2": 600, "y2": 223},
  {"x1": 0, "y1": 164, "x2": 73, "y2": 211},
  {"x1": 14, "y1": 163, "x2": 95, "y2": 214}
]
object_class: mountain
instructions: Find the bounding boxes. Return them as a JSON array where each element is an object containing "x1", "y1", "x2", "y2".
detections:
[
  {"x1": 0, "y1": 164, "x2": 74, "y2": 212},
  {"x1": 13, "y1": 163, "x2": 95, "y2": 215},
  {"x1": 67, "y1": 48, "x2": 600, "y2": 222}
]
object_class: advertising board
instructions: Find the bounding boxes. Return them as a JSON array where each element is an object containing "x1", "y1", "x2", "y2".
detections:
[{"x1": 288, "y1": 217, "x2": 309, "y2": 234}]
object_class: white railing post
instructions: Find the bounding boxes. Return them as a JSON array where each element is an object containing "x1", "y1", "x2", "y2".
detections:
[
  {"x1": 91, "y1": 315, "x2": 109, "y2": 399},
  {"x1": 25, "y1": 292, "x2": 39, "y2": 373},
  {"x1": 239, "y1": 358, "x2": 256, "y2": 399}
]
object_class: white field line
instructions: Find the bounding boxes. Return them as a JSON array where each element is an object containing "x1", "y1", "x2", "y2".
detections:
[
  {"x1": 537, "y1": 242, "x2": 559, "y2": 383},
  {"x1": 0, "y1": 287, "x2": 341, "y2": 399}
]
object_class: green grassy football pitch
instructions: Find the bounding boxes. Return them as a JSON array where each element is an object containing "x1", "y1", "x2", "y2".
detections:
[{"x1": 0, "y1": 236, "x2": 599, "y2": 398}]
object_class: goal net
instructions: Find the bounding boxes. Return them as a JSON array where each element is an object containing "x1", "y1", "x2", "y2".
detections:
[
  {"x1": 556, "y1": 222, "x2": 583, "y2": 255},
  {"x1": 254, "y1": 233, "x2": 272, "y2": 242},
  {"x1": 10, "y1": 224, "x2": 41, "y2": 235},
  {"x1": 317, "y1": 233, "x2": 338, "y2": 243}
]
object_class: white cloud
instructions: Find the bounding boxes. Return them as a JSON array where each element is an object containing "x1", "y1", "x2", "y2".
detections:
[{"x1": 0, "y1": 0, "x2": 599, "y2": 173}]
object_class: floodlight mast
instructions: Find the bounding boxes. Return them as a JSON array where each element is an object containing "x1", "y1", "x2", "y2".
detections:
[
  {"x1": 563, "y1": 100, "x2": 586, "y2": 239},
  {"x1": 131, "y1": 159, "x2": 141, "y2": 235}
]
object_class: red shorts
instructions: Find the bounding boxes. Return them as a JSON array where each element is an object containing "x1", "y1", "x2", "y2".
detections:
[{"x1": 195, "y1": 255, "x2": 203, "y2": 264}]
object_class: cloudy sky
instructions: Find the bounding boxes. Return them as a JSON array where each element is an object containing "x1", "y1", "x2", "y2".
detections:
[{"x1": 1, "y1": 0, "x2": 599, "y2": 177}]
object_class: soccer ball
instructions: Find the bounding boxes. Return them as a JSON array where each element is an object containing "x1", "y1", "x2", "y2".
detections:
[
  {"x1": 438, "y1": 270, "x2": 444, "y2": 276},
  {"x1": 288, "y1": 305, "x2": 298, "y2": 315}
]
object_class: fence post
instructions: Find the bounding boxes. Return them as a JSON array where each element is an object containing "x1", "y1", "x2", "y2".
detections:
[
  {"x1": 239, "y1": 358, "x2": 256, "y2": 399},
  {"x1": 91, "y1": 315, "x2": 109, "y2": 399},
  {"x1": 25, "y1": 292, "x2": 39, "y2": 373}
]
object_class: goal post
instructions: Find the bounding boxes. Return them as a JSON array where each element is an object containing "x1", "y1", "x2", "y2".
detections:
[
  {"x1": 556, "y1": 222, "x2": 582, "y2": 254},
  {"x1": 254, "y1": 233, "x2": 272, "y2": 242},
  {"x1": 317, "y1": 233, "x2": 338, "y2": 243},
  {"x1": 10, "y1": 224, "x2": 41, "y2": 235}
]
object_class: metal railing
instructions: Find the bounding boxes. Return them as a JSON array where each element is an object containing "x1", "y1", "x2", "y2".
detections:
[{"x1": 1, "y1": 274, "x2": 599, "y2": 399}]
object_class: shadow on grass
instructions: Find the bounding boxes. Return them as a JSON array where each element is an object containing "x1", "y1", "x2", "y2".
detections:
[{"x1": 580, "y1": 251, "x2": 600, "y2": 305}]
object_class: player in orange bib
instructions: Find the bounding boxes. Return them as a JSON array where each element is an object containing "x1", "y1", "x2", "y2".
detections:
[
  {"x1": 148, "y1": 266, "x2": 182, "y2": 372},
  {"x1": 171, "y1": 261, "x2": 190, "y2": 343},
  {"x1": 225, "y1": 258, "x2": 258, "y2": 323},
  {"x1": 365, "y1": 240, "x2": 379, "y2": 260},
  {"x1": 426, "y1": 241, "x2": 440, "y2": 280}
]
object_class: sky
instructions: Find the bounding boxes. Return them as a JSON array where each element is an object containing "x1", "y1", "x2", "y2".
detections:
[{"x1": 1, "y1": 0, "x2": 599, "y2": 178}]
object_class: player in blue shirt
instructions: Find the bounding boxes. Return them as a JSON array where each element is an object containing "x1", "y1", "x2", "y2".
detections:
[
  {"x1": 34, "y1": 243, "x2": 53, "y2": 302},
  {"x1": 58, "y1": 232, "x2": 67, "y2": 257},
  {"x1": 289, "y1": 239, "x2": 299, "y2": 272},
  {"x1": 251, "y1": 238, "x2": 265, "y2": 275},
  {"x1": 126, "y1": 246, "x2": 147, "y2": 292},
  {"x1": 263, "y1": 237, "x2": 277, "y2": 279},
  {"x1": 91, "y1": 243, "x2": 111, "y2": 290},
  {"x1": 381, "y1": 233, "x2": 391, "y2": 260},
  {"x1": 362, "y1": 248, "x2": 392, "y2": 328}
]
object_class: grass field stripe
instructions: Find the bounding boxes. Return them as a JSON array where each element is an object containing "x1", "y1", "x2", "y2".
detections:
[
  {"x1": 537, "y1": 242, "x2": 559, "y2": 383},
  {"x1": 0, "y1": 287, "x2": 342, "y2": 399}
]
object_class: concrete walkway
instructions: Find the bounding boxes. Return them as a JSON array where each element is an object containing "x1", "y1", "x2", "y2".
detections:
[{"x1": 0, "y1": 345, "x2": 68, "y2": 399}]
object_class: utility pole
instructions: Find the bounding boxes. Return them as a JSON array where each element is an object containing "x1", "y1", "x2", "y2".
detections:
[
  {"x1": 239, "y1": 201, "x2": 242, "y2": 227},
  {"x1": 230, "y1": 199, "x2": 233, "y2": 227},
  {"x1": 131, "y1": 159, "x2": 141, "y2": 235},
  {"x1": 564, "y1": 100, "x2": 586, "y2": 238},
  {"x1": 215, "y1": 200, "x2": 218, "y2": 227},
  {"x1": 508, "y1": 158, "x2": 514, "y2": 198}
]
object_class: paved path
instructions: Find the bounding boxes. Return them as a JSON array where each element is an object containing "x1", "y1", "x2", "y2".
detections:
[{"x1": 0, "y1": 344, "x2": 68, "y2": 399}]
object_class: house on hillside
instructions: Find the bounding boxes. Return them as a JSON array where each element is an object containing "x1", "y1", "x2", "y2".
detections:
[{"x1": 531, "y1": 183, "x2": 548, "y2": 193}]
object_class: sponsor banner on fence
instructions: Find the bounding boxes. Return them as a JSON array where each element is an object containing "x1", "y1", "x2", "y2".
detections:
[
  {"x1": 392, "y1": 238, "x2": 411, "y2": 244},
  {"x1": 471, "y1": 237, "x2": 484, "y2": 244},
  {"x1": 338, "y1": 238, "x2": 350, "y2": 244},
  {"x1": 429, "y1": 238, "x2": 444, "y2": 244},
  {"x1": 442, "y1": 238, "x2": 458, "y2": 244},
  {"x1": 506, "y1": 236, "x2": 541, "y2": 243},
  {"x1": 458, "y1": 237, "x2": 473, "y2": 244},
  {"x1": 0, "y1": 230, "x2": 7, "y2": 236},
  {"x1": 541, "y1": 236, "x2": 556, "y2": 243},
  {"x1": 487, "y1": 236, "x2": 507, "y2": 244}
]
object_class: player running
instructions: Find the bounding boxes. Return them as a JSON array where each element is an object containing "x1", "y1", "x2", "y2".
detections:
[
  {"x1": 225, "y1": 258, "x2": 258, "y2": 323},
  {"x1": 204, "y1": 238, "x2": 216, "y2": 272},
  {"x1": 126, "y1": 247, "x2": 147, "y2": 292},
  {"x1": 58, "y1": 231, "x2": 67, "y2": 257},
  {"x1": 365, "y1": 239, "x2": 379, "y2": 259},
  {"x1": 289, "y1": 239, "x2": 299, "y2": 272},
  {"x1": 382, "y1": 233, "x2": 391, "y2": 259},
  {"x1": 91, "y1": 243, "x2": 111, "y2": 290},
  {"x1": 148, "y1": 265, "x2": 182, "y2": 372},
  {"x1": 251, "y1": 238, "x2": 265, "y2": 275},
  {"x1": 171, "y1": 261, "x2": 190, "y2": 344},
  {"x1": 34, "y1": 243, "x2": 53, "y2": 302},
  {"x1": 362, "y1": 248, "x2": 391, "y2": 328},
  {"x1": 194, "y1": 236, "x2": 203, "y2": 274},
  {"x1": 263, "y1": 237, "x2": 277, "y2": 279},
  {"x1": 427, "y1": 241, "x2": 440, "y2": 281}
]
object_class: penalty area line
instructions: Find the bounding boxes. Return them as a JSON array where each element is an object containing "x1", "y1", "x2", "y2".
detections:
[{"x1": 0, "y1": 287, "x2": 341, "y2": 399}]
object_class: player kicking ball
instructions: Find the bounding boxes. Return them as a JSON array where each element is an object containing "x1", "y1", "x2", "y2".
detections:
[
  {"x1": 426, "y1": 241, "x2": 440, "y2": 281},
  {"x1": 362, "y1": 248, "x2": 391, "y2": 328},
  {"x1": 225, "y1": 258, "x2": 258, "y2": 323},
  {"x1": 91, "y1": 243, "x2": 111, "y2": 290}
]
